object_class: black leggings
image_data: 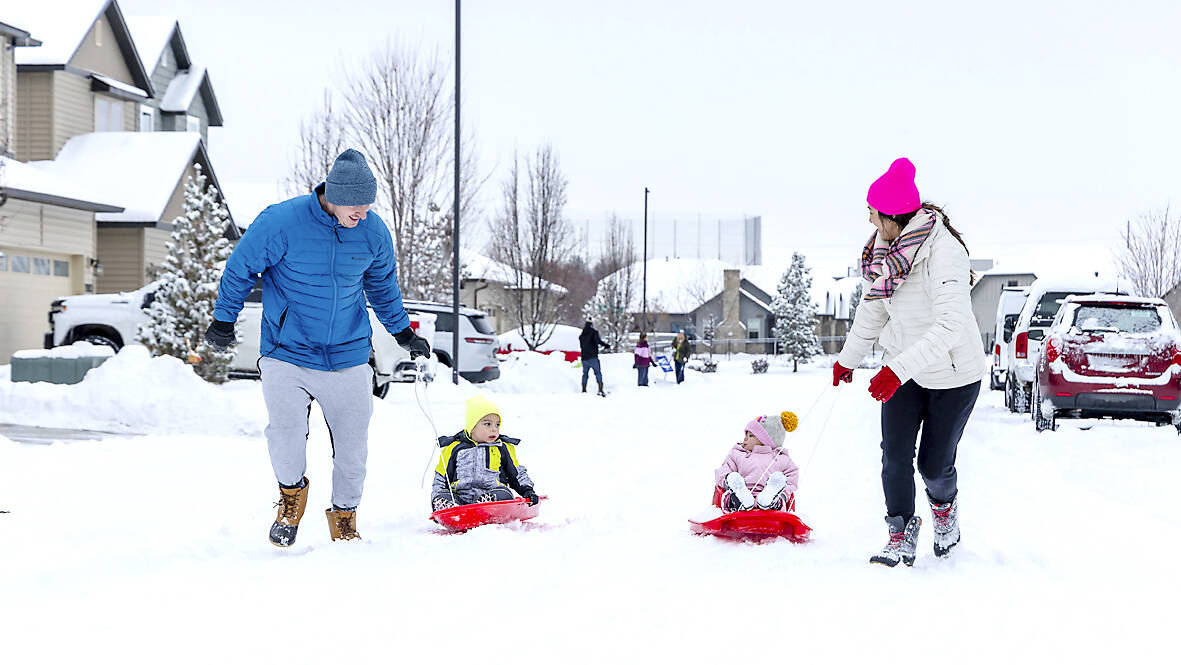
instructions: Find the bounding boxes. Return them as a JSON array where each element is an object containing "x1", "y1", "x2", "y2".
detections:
[{"x1": 880, "y1": 379, "x2": 979, "y2": 521}]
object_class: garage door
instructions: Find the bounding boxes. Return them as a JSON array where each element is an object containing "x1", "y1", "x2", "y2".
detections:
[{"x1": 0, "y1": 250, "x2": 77, "y2": 362}]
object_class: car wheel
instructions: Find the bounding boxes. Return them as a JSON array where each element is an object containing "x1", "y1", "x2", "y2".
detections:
[
  {"x1": 989, "y1": 372, "x2": 1002, "y2": 391},
  {"x1": 80, "y1": 334, "x2": 121, "y2": 352},
  {"x1": 370, "y1": 362, "x2": 389, "y2": 399},
  {"x1": 1033, "y1": 385, "x2": 1056, "y2": 432},
  {"x1": 1004, "y1": 376, "x2": 1014, "y2": 411}
]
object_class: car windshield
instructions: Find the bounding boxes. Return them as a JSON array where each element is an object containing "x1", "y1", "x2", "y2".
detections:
[
  {"x1": 1071, "y1": 305, "x2": 1161, "y2": 334},
  {"x1": 1031, "y1": 291, "x2": 1079, "y2": 327},
  {"x1": 467, "y1": 315, "x2": 494, "y2": 334}
]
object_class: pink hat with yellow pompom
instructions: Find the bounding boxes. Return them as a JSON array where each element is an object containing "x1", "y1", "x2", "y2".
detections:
[{"x1": 746, "y1": 411, "x2": 799, "y2": 449}]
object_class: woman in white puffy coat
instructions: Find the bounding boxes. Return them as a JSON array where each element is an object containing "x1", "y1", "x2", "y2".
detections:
[{"x1": 833, "y1": 157, "x2": 986, "y2": 568}]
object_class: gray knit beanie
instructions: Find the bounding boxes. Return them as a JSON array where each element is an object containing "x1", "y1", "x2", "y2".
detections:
[
  {"x1": 746, "y1": 411, "x2": 799, "y2": 448},
  {"x1": 325, "y1": 149, "x2": 377, "y2": 206}
]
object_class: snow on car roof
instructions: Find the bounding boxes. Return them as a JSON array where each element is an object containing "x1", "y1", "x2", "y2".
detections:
[{"x1": 1062, "y1": 294, "x2": 1167, "y2": 306}]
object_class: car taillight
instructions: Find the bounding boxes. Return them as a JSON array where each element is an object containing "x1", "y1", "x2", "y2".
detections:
[
  {"x1": 1015, "y1": 332, "x2": 1028, "y2": 359},
  {"x1": 465, "y1": 337, "x2": 493, "y2": 344},
  {"x1": 1044, "y1": 338, "x2": 1059, "y2": 363},
  {"x1": 1173, "y1": 346, "x2": 1181, "y2": 366},
  {"x1": 993, "y1": 344, "x2": 1001, "y2": 366}
]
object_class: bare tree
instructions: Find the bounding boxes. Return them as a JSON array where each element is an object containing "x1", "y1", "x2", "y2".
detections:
[
  {"x1": 1114, "y1": 206, "x2": 1181, "y2": 297},
  {"x1": 489, "y1": 145, "x2": 573, "y2": 349},
  {"x1": 285, "y1": 91, "x2": 346, "y2": 197},
  {"x1": 336, "y1": 41, "x2": 482, "y2": 301},
  {"x1": 584, "y1": 214, "x2": 638, "y2": 351}
]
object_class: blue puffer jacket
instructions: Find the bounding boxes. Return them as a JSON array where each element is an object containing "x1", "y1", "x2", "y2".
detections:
[{"x1": 213, "y1": 183, "x2": 411, "y2": 371}]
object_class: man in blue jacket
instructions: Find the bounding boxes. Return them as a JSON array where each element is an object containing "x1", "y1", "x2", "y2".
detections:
[{"x1": 205, "y1": 149, "x2": 430, "y2": 547}]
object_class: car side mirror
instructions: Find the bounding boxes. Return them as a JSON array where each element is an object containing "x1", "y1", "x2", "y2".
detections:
[
  {"x1": 1002, "y1": 314, "x2": 1019, "y2": 343},
  {"x1": 1028, "y1": 329, "x2": 1045, "y2": 341}
]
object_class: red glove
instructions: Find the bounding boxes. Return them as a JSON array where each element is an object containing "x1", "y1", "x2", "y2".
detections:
[
  {"x1": 868, "y1": 366, "x2": 902, "y2": 402},
  {"x1": 832, "y1": 362, "x2": 853, "y2": 386}
]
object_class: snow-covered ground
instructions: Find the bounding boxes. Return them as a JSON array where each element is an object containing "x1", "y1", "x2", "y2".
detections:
[{"x1": 1, "y1": 349, "x2": 1177, "y2": 663}]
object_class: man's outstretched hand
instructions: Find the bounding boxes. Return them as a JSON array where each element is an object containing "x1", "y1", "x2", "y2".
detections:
[{"x1": 394, "y1": 327, "x2": 431, "y2": 360}]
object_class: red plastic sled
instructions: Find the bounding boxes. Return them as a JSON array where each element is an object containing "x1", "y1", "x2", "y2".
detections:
[
  {"x1": 689, "y1": 487, "x2": 812, "y2": 542},
  {"x1": 430, "y1": 497, "x2": 544, "y2": 532}
]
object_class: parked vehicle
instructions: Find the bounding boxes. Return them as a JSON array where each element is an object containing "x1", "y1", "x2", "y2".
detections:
[
  {"x1": 990, "y1": 286, "x2": 1030, "y2": 391},
  {"x1": 1004, "y1": 277, "x2": 1132, "y2": 413},
  {"x1": 401, "y1": 300, "x2": 500, "y2": 382},
  {"x1": 46, "y1": 282, "x2": 432, "y2": 397},
  {"x1": 1032, "y1": 294, "x2": 1181, "y2": 432}
]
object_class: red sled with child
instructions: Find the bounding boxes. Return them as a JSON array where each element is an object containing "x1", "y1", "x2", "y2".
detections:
[
  {"x1": 428, "y1": 395, "x2": 544, "y2": 533},
  {"x1": 688, "y1": 410, "x2": 813, "y2": 542}
]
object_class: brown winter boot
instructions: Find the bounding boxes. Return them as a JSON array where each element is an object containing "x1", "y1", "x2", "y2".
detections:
[
  {"x1": 326, "y1": 508, "x2": 361, "y2": 541},
  {"x1": 268, "y1": 478, "x2": 310, "y2": 547}
]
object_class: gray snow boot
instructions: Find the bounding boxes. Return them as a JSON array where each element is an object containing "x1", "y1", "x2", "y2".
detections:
[
  {"x1": 928, "y1": 494, "x2": 960, "y2": 557},
  {"x1": 870, "y1": 515, "x2": 921, "y2": 567}
]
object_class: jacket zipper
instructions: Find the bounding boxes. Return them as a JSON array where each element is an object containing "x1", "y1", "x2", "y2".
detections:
[{"x1": 325, "y1": 224, "x2": 341, "y2": 369}]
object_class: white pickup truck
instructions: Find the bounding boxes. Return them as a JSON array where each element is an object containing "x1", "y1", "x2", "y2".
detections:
[{"x1": 45, "y1": 282, "x2": 434, "y2": 398}]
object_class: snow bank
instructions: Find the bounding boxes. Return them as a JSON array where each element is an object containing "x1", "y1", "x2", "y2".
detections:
[
  {"x1": 12, "y1": 341, "x2": 114, "y2": 359},
  {"x1": 0, "y1": 346, "x2": 263, "y2": 435},
  {"x1": 497, "y1": 324, "x2": 583, "y2": 353}
]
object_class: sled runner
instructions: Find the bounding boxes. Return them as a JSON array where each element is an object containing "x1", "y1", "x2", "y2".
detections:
[
  {"x1": 688, "y1": 487, "x2": 812, "y2": 542},
  {"x1": 430, "y1": 496, "x2": 545, "y2": 532}
]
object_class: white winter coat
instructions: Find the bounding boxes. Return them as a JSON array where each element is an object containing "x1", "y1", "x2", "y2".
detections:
[{"x1": 838, "y1": 213, "x2": 988, "y2": 390}]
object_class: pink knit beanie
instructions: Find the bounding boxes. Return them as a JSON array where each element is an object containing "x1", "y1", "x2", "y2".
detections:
[{"x1": 867, "y1": 157, "x2": 921, "y2": 215}]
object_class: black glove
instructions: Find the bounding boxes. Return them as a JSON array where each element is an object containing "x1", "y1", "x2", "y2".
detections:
[
  {"x1": 204, "y1": 319, "x2": 235, "y2": 351},
  {"x1": 394, "y1": 326, "x2": 431, "y2": 359},
  {"x1": 520, "y1": 488, "x2": 540, "y2": 506}
]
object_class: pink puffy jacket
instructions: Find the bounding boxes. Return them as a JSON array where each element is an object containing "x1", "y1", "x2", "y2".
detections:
[{"x1": 714, "y1": 443, "x2": 800, "y2": 496}]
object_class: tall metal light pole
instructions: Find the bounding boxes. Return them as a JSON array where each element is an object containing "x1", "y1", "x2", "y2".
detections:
[
  {"x1": 642, "y1": 187, "x2": 649, "y2": 332},
  {"x1": 451, "y1": 0, "x2": 461, "y2": 384}
]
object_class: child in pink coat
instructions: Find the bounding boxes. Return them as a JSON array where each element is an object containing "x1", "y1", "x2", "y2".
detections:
[{"x1": 714, "y1": 411, "x2": 800, "y2": 512}]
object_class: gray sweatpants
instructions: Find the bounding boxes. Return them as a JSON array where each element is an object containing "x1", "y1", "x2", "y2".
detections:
[{"x1": 259, "y1": 356, "x2": 374, "y2": 509}]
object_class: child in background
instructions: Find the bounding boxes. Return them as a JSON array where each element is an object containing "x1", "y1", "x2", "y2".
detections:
[
  {"x1": 715, "y1": 411, "x2": 800, "y2": 512},
  {"x1": 432, "y1": 395, "x2": 540, "y2": 511},
  {"x1": 634, "y1": 332, "x2": 653, "y2": 386}
]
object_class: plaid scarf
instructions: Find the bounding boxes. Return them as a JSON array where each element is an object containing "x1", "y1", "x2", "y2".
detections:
[{"x1": 860, "y1": 212, "x2": 936, "y2": 301}]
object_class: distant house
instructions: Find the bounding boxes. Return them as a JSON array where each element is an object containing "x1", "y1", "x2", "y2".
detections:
[
  {"x1": 459, "y1": 249, "x2": 568, "y2": 333},
  {"x1": 32, "y1": 131, "x2": 232, "y2": 292},
  {"x1": 126, "y1": 15, "x2": 223, "y2": 141},
  {"x1": 0, "y1": 0, "x2": 233, "y2": 359},
  {"x1": 970, "y1": 266, "x2": 1037, "y2": 352}
]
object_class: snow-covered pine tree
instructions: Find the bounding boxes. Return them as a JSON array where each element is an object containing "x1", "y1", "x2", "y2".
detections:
[
  {"x1": 582, "y1": 275, "x2": 632, "y2": 352},
  {"x1": 772, "y1": 252, "x2": 822, "y2": 372},
  {"x1": 138, "y1": 164, "x2": 235, "y2": 383},
  {"x1": 402, "y1": 205, "x2": 455, "y2": 301}
]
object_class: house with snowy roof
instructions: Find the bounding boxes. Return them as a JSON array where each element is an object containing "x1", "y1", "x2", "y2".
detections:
[
  {"x1": 126, "y1": 15, "x2": 223, "y2": 141},
  {"x1": 459, "y1": 249, "x2": 568, "y2": 333},
  {"x1": 0, "y1": 0, "x2": 234, "y2": 359}
]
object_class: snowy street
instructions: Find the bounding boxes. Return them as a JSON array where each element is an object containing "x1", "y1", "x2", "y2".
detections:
[{"x1": 1, "y1": 349, "x2": 1177, "y2": 663}]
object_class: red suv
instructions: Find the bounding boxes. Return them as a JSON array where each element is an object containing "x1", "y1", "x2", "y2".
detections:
[{"x1": 1033, "y1": 295, "x2": 1181, "y2": 432}]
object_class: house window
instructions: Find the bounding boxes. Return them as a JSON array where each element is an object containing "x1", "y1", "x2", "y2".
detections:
[
  {"x1": 53, "y1": 260, "x2": 70, "y2": 277},
  {"x1": 0, "y1": 254, "x2": 7, "y2": 271},
  {"x1": 11, "y1": 255, "x2": 30, "y2": 273},
  {"x1": 95, "y1": 96, "x2": 124, "y2": 132},
  {"x1": 186, "y1": 115, "x2": 201, "y2": 132},
  {"x1": 139, "y1": 104, "x2": 153, "y2": 132},
  {"x1": 33, "y1": 258, "x2": 51, "y2": 275},
  {"x1": 747, "y1": 317, "x2": 761, "y2": 339}
]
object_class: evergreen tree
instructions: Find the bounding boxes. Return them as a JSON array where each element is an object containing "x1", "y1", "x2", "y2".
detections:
[
  {"x1": 138, "y1": 164, "x2": 235, "y2": 383},
  {"x1": 582, "y1": 263, "x2": 636, "y2": 351},
  {"x1": 772, "y1": 252, "x2": 822, "y2": 372},
  {"x1": 848, "y1": 281, "x2": 864, "y2": 323}
]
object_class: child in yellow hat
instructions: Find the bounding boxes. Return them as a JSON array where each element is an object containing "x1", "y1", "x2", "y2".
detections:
[{"x1": 432, "y1": 395, "x2": 540, "y2": 511}]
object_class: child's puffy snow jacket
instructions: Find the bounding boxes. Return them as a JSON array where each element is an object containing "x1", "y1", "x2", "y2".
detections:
[
  {"x1": 432, "y1": 431, "x2": 535, "y2": 505},
  {"x1": 714, "y1": 443, "x2": 799, "y2": 497},
  {"x1": 213, "y1": 183, "x2": 412, "y2": 371}
]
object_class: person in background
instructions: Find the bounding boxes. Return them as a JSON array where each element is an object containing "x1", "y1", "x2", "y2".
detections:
[
  {"x1": 579, "y1": 318, "x2": 610, "y2": 396},
  {"x1": 634, "y1": 332, "x2": 653, "y2": 386},
  {"x1": 672, "y1": 331, "x2": 691, "y2": 384}
]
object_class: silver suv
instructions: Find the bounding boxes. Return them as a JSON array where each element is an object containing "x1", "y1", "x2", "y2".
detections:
[{"x1": 402, "y1": 300, "x2": 500, "y2": 382}]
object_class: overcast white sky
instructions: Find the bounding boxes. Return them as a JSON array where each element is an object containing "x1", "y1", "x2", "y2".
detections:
[{"x1": 119, "y1": 0, "x2": 1181, "y2": 277}]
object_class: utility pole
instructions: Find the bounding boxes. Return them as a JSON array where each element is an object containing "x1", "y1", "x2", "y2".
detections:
[
  {"x1": 643, "y1": 187, "x2": 649, "y2": 332},
  {"x1": 451, "y1": 0, "x2": 461, "y2": 384}
]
